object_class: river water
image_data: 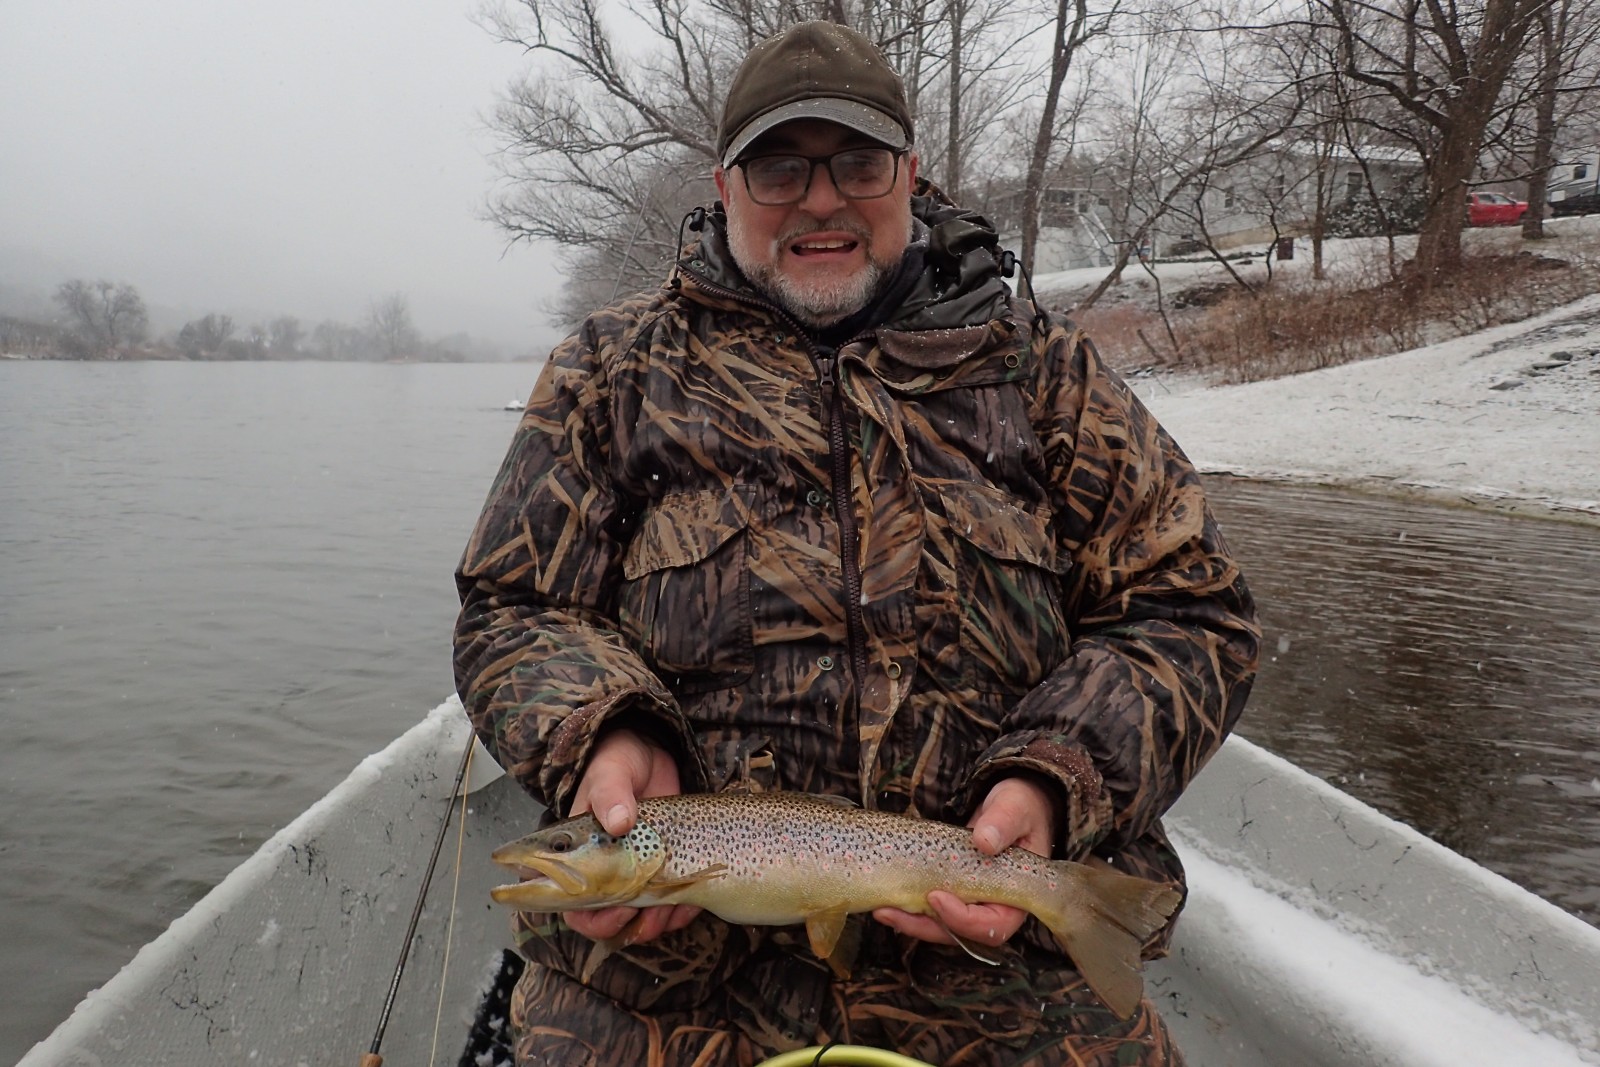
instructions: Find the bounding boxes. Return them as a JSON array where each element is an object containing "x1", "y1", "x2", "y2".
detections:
[{"x1": 1, "y1": 360, "x2": 1597, "y2": 1062}]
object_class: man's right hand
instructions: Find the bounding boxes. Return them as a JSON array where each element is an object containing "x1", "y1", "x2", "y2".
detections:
[{"x1": 565, "y1": 726, "x2": 701, "y2": 945}]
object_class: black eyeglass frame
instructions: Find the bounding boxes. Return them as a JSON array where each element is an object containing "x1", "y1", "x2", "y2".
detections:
[{"x1": 733, "y1": 147, "x2": 907, "y2": 206}]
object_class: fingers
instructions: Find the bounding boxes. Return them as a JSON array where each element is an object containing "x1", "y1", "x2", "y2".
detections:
[
  {"x1": 873, "y1": 895, "x2": 1028, "y2": 948},
  {"x1": 566, "y1": 904, "x2": 638, "y2": 941},
  {"x1": 873, "y1": 906, "x2": 954, "y2": 945},
  {"x1": 566, "y1": 904, "x2": 702, "y2": 945},
  {"x1": 571, "y1": 728, "x2": 682, "y2": 837},
  {"x1": 969, "y1": 777, "x2": 1056, "y2": 857},
  {"x1": 559, "y1": 728, "x2": 696, "y2": 949},
  {"x1": 926, "y1": 891, "x2": 1027, "y2": 945}
]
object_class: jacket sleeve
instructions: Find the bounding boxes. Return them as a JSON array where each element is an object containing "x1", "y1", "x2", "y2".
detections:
[
  {"x1": 959, "y1": 315, "x2": 1260, "y2": 860},
  {"x1": 453, "y1": 317, "x2": 707, "y2": 815}
]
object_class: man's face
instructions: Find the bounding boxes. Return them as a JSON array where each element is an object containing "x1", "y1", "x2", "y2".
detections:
[{"x1": 715, "y1": 119, "x2": 918, "y2": 327}]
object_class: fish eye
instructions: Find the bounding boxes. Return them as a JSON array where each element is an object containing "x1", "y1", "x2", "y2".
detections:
[{"x1": 548, "y1": 832, "x2": 573, "y2": 853}]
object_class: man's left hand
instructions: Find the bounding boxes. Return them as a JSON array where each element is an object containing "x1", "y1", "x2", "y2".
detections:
[{"x1": 872, "y1": 776, "x2": 1057, "y2": 948}]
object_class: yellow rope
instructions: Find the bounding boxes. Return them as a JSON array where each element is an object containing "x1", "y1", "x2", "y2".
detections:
[
  {"x1": 428, "y1": 741, "x2": 475, "y2": 1067},
  {"x1": 754, "y1": 1046, "x2": 938, "y2": 1067}
]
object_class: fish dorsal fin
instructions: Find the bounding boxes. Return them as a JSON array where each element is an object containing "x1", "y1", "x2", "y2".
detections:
[
  {"x1": 804, "y1": 905, "x2": 852, "y2": 965},
  {"x1": 800, "y1": 792, "x2": 860, "y2": 808},
  {"x1": 644, "y1": 863, "x2": 728, "y2": 898}
]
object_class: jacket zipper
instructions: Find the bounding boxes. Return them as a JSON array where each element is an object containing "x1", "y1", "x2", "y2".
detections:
[
  {"x1": 678, "y1": 267, "x2": 873, "y2": 690},
  {"x1": 813, "y1": 345, "x2": 871, "y2": 687}
]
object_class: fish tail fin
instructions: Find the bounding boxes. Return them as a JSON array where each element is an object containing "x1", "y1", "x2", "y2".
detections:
[{"x1": 1034, "y1": 863, "x2": 1183, "y2": 1020}]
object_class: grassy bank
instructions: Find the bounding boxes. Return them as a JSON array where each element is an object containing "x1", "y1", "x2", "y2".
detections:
[{"x1": 1055, "y1": 219, "x2": 1600, "y2": 384}]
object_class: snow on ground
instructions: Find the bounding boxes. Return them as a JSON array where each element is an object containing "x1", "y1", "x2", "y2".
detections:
[
  {"x1": 1132, "y1": 293, "x2": 1600, "y2": 519},
  {"x1": 1032, "y1": 217, "x2": 1600, "y2": 520}
]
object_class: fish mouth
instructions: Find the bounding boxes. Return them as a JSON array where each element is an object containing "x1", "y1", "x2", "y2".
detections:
[{"x1": 489, "y1": 848, "x2": 591, "y2": 896}]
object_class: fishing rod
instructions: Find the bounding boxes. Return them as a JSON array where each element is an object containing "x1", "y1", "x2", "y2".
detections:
[{"x1": 359, "y1": 730, "x2": 477, "y2": 1067}]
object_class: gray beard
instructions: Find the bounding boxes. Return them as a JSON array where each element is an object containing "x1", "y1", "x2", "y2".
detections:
[
  {"x1": 725, "y1": 213, "x2": 898, "y2": 328},
  {"x1": 744, "y1": 259, "x2": 891, "y2": 328}
]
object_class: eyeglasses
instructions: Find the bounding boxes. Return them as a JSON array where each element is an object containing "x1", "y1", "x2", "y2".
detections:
[{"x1": 735, "y1": 147, "x2": 904, "y2": 206}]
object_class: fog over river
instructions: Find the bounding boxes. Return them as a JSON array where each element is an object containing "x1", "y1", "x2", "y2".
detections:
[{"x1": 1, "y1": 360, "x2": 1595, "y2": 1062}]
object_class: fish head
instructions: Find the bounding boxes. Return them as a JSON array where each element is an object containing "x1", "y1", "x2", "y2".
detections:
[{"x1": 489, "y1": 813, "x2": 667, "y2": 911}]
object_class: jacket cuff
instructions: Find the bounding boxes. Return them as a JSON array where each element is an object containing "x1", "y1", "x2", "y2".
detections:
[
  {"x1": 538, "y1": 689, "x2": 709, "y2": 815},
  {"x1": 956, "y1": 732, "x2": 1113, "y2": 860}
]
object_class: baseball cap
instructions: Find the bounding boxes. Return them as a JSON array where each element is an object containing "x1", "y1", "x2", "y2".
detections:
[{"x1": 717, "y1": 21, "x2": 913, "y2": 168}]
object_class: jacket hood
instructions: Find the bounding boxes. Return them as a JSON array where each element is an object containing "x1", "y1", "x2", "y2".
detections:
[{"x1": 678, "y1": 178, "x2": 1014, "y2": 333}]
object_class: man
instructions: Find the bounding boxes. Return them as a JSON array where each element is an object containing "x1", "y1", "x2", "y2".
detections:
[{"x1": 455, "y1": 20, "x2": 1259, "y2": 1067}]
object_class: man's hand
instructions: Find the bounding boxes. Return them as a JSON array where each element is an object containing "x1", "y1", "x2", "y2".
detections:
[
  {"x1": 563, "y1": 727, "x2": 701, "y2": 945},
  {"x1": 872, "y1": 776, "x2": 1057, "y2": 948}
]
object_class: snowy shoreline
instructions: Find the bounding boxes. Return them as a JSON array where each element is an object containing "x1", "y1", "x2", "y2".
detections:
[{"x1": 1132, "y1": 292, "x2": 1600, "y2": 524}]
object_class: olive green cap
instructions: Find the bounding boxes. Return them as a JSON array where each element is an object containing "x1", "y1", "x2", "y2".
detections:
[{"x1": 717, "y1": 21, "x2": 913, "y2": 168}]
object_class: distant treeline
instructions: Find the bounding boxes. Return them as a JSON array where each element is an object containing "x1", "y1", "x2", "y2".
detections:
[{"x1": 0, "y1": 280, "x2": 507, "y2": 362}]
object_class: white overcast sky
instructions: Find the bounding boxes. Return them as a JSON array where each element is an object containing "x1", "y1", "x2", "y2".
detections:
[{"x1": 1, "y1": 0, "x2": 570, "y2": 353}]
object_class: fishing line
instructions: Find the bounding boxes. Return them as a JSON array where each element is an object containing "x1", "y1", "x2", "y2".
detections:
[
  {"x1": 428, "y1": 741, "x2": 476, "y2": 1067},
  {"x1": 360, "y1": 730, "x2": 477, "y2": 1067}
]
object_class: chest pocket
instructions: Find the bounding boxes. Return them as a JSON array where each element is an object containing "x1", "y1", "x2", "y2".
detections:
[
  {"x1": 619, "y1": 486, "x2": 755, "y2": 693},
  {"x1": 938, "y1": 482, "x2": 1070, "y2": 694}
]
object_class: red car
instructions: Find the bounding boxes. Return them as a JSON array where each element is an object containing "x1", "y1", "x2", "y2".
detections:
[{"x1": 1466, "y1": 191, "x2": 1528, "y2": 226}]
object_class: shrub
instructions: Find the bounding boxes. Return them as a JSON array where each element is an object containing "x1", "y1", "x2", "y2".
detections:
[
  {"x1": 1084, "y1": 232, "x2": 1600, "y2": 384},
  {"x1": 1324, "y1": 192, "x2": 1427, "y2": 238}
]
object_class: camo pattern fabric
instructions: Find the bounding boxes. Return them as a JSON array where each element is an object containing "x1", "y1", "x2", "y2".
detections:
[
  {"x1": 454, "y1": 184, "x2": 1258, "y2": 1065},
  {"x1": 507, "y1": 920, "x2": 1186, "y2": 1067}
]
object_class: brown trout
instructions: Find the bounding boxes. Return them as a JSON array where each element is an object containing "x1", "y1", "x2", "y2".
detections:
[{"x1": 489, "y1": 791, "x2": 1181, "y2": 1018}]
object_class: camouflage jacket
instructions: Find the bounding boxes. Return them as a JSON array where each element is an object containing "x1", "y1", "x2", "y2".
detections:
[{"x1": 454, "y1": 188, "x2": 1259, "y2": 900}]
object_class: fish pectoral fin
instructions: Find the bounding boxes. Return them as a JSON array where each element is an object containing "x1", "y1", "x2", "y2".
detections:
[
  {"x1": 579, "y1": 938, "x2": 616, "y2": 983},
  {"x1": 644, "y1": 863, "x2": 729, "y2": 897},
  {"x1": 577, "y1": 897, "x2": 685, "y2": 983},
  {"x1": 933, "y1": 915, "x2": 1004, "y2": 967},
  {"x1": 804, "y1": 906, "x2": 852, "y2": 966},
  {"x1": 824, "y1": 914, "x2": 866, "y2": 979}
]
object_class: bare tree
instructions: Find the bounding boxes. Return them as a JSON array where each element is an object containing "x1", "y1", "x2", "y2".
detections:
[
  {"x1": 53, "y1": 279, "x2": 148, "y2": 358},
  {"x1": 1016, "y1": 0, "x2": 1119, "y2": 274},
  {"x1": 1518, "y1": 0, "x2": 1600, "y2": 236},
  {"x1": 311, "y1": 320, "x2": 366, "y2": 361},
  {"x1": 268, "y1": 316, "x2": 304, "y2": 357},
  {"x1": 482, "y1": 0, "x2": 1029, "y2": 323},
  {"x1": 366, "y1": 294, "x2": 419, "y2": 361},
  {"x1": 176, "y1": 313, "x2": 236, "y2": 359},
  {"x1": 1317, "y1": 0, "x2": 1545, "y2": 282},
  {"x1": 903, "y1": 0, "x2": 1031, "y2": 201},
  {"x1": 1071, "y1": 5, "x2": 1306, "y2": 312}
]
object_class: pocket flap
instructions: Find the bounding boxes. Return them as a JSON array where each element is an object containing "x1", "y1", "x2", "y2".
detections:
[
  {"x1": 623, "y1": 487, "x2": 752, "y2": 579},
  {"x1": 938, "y1": 483, "x2": 1064, "y2": 573}
]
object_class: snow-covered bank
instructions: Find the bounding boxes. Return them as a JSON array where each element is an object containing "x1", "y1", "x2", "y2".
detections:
[{"x1": 1134, "y1": 293, "x2": 1600, "y2": 521}]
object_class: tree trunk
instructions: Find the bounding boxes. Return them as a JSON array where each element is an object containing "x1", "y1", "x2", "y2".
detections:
[
  {"x1": 1413, "y1": 141, "x2": 1473, "y2": 284},
  {"x1": 1412, "y1": 82, "x2": 1500, "y2": 285},
  {"x1": 1020, "y1": 0, "x2": 1085, "y2": 276},
  {"x1": 1523, "y1": 2, "x2": 1561, "y2": 240},
  {"x1": 946, "y1": 0, "x2": 963, "y2": 201}
]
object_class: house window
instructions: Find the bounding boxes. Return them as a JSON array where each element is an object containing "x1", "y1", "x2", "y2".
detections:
[
  {"x1": 1223, "y1": 186, "x2": 1236, "y2": 208},
  {"x1": 1273, "y1": 173, "x2": 1287, "y2": 199},
  {"x1": 1345, "y1": 171, "x2": 1363, "y2": 201},
  {"x1": 1576, "y1": 163, "x2": 1590, "y2": 180}
]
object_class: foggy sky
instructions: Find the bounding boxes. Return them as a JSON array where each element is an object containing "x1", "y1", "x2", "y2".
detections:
[{"x1": 1, "y1": 0, "x2": 568, "y2": 354}]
